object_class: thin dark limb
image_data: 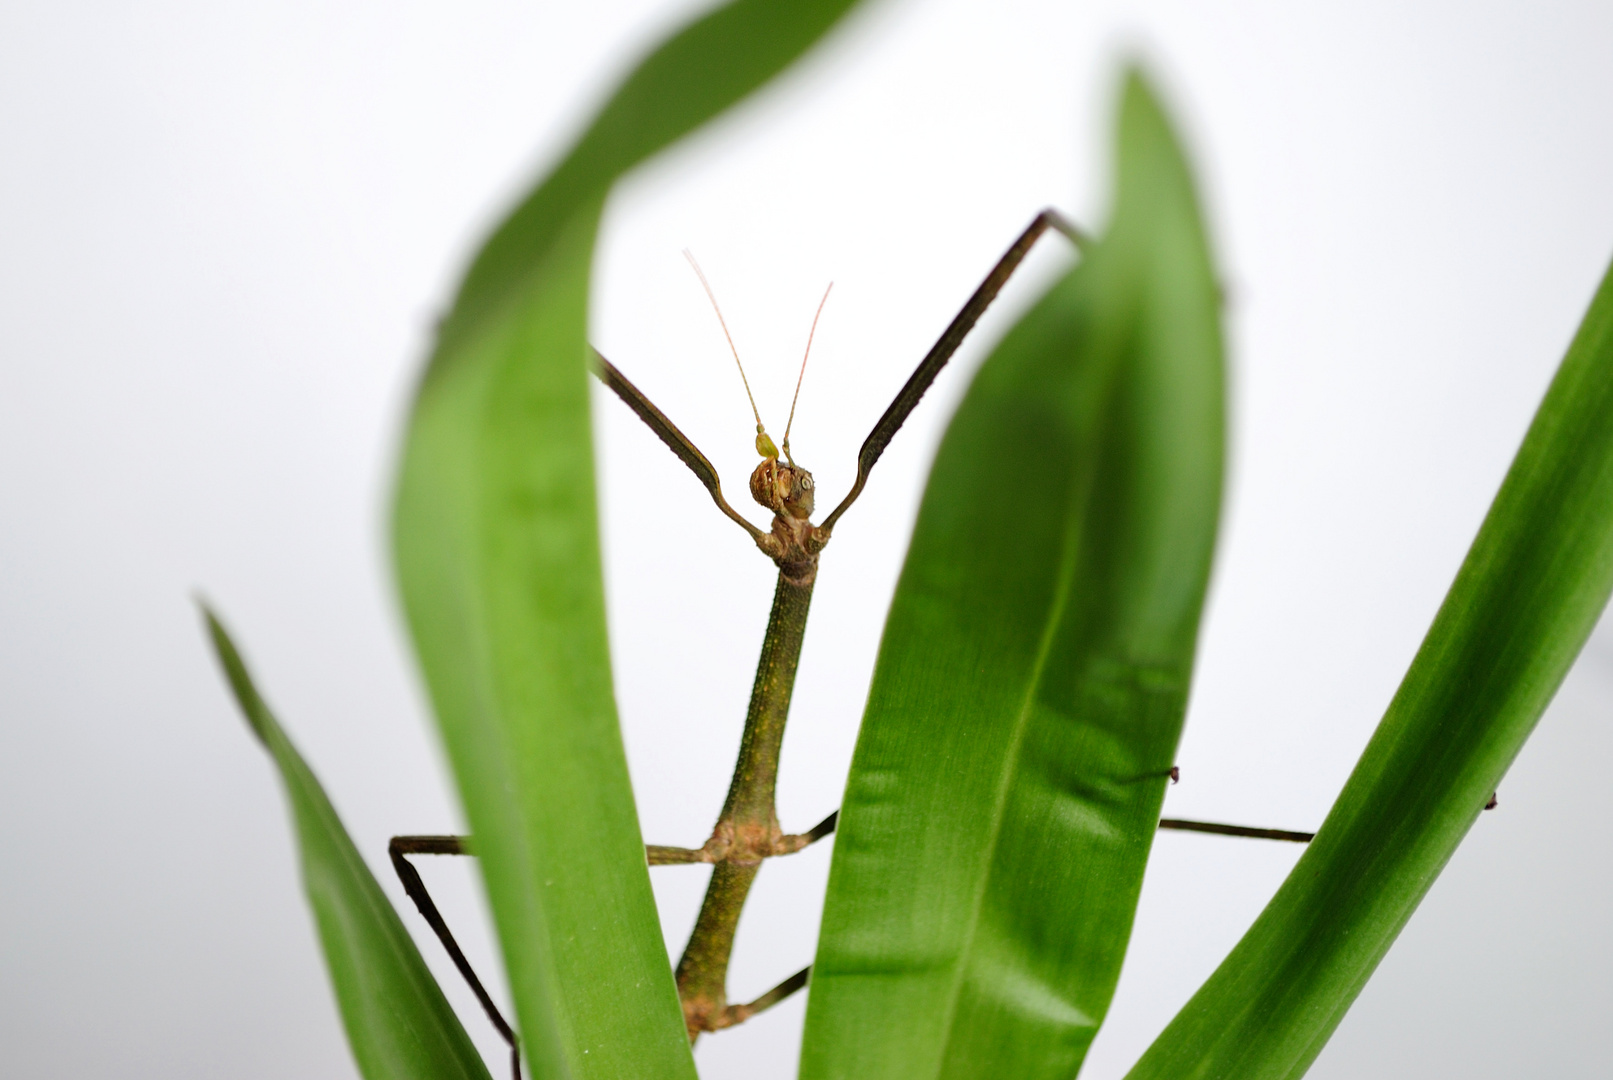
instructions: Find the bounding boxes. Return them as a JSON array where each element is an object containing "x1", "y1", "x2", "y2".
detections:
[
  {"x1": 714, "y1": 966, "x2": 811, "y2": 1029},
  {"x1": 646, "y1": 844, "x2": 710, "y2": 866},
  {"x1": 646, "y1": 809, "x2": 838, "y2": 866},
  {"x1": 776, "y1": 808, "x2": 838, "y2": 853},
  {"x1": 590, "y1": 349, "x2": 765, "y2": 544},
  {"x1": 818, "y1": 208, "x2": 1089, "y2": 535},
  {"x1": 799, "y1": 809, "x2": 838, "y2": 844},
  {"x1": 1158, "y1": 818, "x2": 1315, "y2": 843},
  {"x1": 388, "y1": 836, "x2": 521, "y2": 1080}
]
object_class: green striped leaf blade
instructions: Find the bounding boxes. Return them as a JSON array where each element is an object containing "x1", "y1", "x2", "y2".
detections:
[
  {"x1": 204, "y1": 607, "x2": 493, "y2": 1080},
  {"x1": 389, "y1": 2, "x2": 869, "y2": 1076},
  {"x1": 1126, "y1": 247, "x2": 1613, "y2": 1080},
  {"x1": 801, "y1": 71, "x2": 1226, "y2": 1080}
]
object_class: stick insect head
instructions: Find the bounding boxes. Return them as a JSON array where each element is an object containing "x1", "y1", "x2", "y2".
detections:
[
  {"x1": 747, "y1": 281, "x2": 831, "y2": 521},
  {"x1": 685, "y1": 248, "x2": 830, "y2": 522},
  {"x1": 749, "y1": 458, "x2": 815, "y2": 521}
]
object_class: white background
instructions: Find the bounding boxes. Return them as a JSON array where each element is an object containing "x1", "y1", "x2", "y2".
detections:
[{"x1": 2, "y1": 1, "x2": 1611, "y2": 1077}]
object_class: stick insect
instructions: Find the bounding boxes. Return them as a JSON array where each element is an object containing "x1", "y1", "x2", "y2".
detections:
[{"x1": 387, "y1": 209, "x2": 1322, "y2": 1076}]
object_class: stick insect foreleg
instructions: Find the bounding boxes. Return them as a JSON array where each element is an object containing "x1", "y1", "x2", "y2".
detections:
[
  {"x1": 590, "y1": 350, "x2": 770, "y2": 548},
  {"x1": 816, "y1": 207, "x2": 1089, "y2": 535}
]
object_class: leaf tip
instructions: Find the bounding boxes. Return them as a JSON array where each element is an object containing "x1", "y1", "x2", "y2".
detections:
[{"x1": 197, "y1": 598, "x2": 272, "y2": 747}]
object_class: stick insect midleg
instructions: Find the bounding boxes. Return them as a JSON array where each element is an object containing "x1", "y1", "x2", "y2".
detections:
[{"x1": 389, "y1": 209, "x2": 1321, "y2": 1071}]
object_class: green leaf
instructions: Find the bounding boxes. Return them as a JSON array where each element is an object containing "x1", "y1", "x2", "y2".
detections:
[
  {"x1": 202, "y1": 607, "x2": 493, "y2": 1080},
  {"x1": 1125, "y1": 257, "x2": 1613, "y2": 1078},
  {"x1": 800, "y1": 71, "x2": 1225, "y2": 1080},
  {"x1": 390, "y1": 2, "x2": 867, "y2": 1076},
  {"x1": 435, "y1": 0, "x2": 869, "y2": 358}
]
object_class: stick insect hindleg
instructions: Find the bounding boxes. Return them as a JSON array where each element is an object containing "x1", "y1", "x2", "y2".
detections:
[{"x1": 388, "y1": 836, "x2": 522, "y2": 1080}]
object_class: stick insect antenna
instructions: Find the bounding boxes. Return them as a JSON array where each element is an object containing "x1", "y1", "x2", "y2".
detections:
[
  {"x1": 684, "y1": 249, "x2": 777, "y2": 459},
  {"x1": 781, "y1": 282, "x2": 833, "y2": 466},
  {"x1": 590, "y1": 351, "x2": 767, "y2": 545}
]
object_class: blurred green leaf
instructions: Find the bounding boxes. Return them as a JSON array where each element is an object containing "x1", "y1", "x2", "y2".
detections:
[
  {"x1": 203, "y1": 607, "x2": 493, "y2": 1080},
  {"x1": 390, "y1": 1, "x2": 868, "y2": 1075},
  {"x1": 435, "y1": 0, "x2": 870, "y2": 357},
  {"x1": 1126, "y1": 250, "x2": 1613, "y2": 1079},
  {"x1": 1129, "y1": 259, "x2": 1613, "y2": 1080},
  {"x1": 801, "y1": 71, "x2": 1225, "y2": 1080}
]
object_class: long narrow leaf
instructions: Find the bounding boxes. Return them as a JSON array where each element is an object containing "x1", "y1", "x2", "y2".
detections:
[
  {"x1": 801, "y1": 72, "x2": 1225, "y2": 1080},
  {"x1": 390, "y1": 2, "x2": 867, "y2": 1076},
  {"x1": 1126, "y1": 249, "x2": 1613, "y2": 1078},
  {"x1": 203, "y1": 607, "x2": 493, "y2": 1080}
]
